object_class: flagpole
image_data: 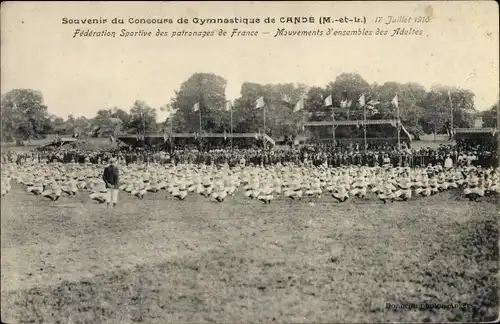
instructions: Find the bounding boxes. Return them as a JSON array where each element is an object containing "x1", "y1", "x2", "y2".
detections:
[
  {"x1": 169, "y1": 118, "x2": 173, "y2": 153},
  {"x1": 142, "y1": 112, "x2": 145, "y2": 137},
  {"x1": 230, "y1": 105, "x2": 233, "y2": 151},
  {"x1": 449, "y1": 90, "x2": 454, "y2": 142},
  {"x1": 396, "y1": 95, "x2": 401, "y2": 150},
  {"x1": 262, "y1": 102, "x2": 266, "y2": 150},
  {"x1": 332, "y1": 110, "x2": 336, "y2": 149},
  {"x1": 363, "y1": 105, "x2": 367, "y2": 152},
  {"x1": 199, "y1": 108, "x2": 202, "y2": 136},
  {"x1": 264, "y1": 105, "x2": 267, "y2": 150}
]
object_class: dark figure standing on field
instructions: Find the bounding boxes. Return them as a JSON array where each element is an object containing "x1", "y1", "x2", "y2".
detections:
[{"x1": 103, "y1": 158, "x2": 120, "y2": 207}]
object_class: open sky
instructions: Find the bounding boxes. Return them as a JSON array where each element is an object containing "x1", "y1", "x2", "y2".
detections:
[{"x1": 1, "y1": 1, "x2": 498, "y2": 120}]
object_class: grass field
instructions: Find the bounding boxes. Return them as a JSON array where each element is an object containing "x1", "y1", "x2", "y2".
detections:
[{"x1": 1, "y1": 183, "x2": 498, "y2": 323}]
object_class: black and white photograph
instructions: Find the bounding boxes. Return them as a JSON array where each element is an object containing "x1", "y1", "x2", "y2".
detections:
[{"x1": 1, "y1": 1, "x2": 499, "y2": 323}]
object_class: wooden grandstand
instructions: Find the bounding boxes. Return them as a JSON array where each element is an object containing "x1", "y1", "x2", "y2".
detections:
[
  {"x1": 303, "y1": 114, "x2": 413, "y2": 148},
  {"x1": 116, "y1": 132, "x2": 276, "y2": 149}
]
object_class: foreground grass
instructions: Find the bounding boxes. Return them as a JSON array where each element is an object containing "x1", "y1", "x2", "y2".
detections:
[{"x1": 1, "y1": 186, "x2": 498, "y2": 323}]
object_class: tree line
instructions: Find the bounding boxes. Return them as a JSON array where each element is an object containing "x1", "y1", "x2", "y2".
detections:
[{"x1": 1, "y1": 72, "x2": 497, "y2": 144}]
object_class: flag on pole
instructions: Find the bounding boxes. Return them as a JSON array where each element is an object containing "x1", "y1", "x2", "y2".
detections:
[
  {"x1": 225, "y1": 100, "x2": 232, "y2": 111},
  {"x1": 324, "y1": 95, "x2": 333, "y2": 107},
  {"x1": 359, "y1": 94, "x2": 365, "y2": 107},
  {"x1": 448, "y1": 90, "x2": 452, "y2": 104},
  {"x1": 224, "y1": 130, "x2": 227, "y2": 140},
  {"x1": 281, "y1": 94, "x2": 291, "y2": 103},
  {"x1": 294, "y1": 98, "x2": 304, "y2": 112},
  {"x1": 391, "y1": 95, "x2": 399, "y2": 108},
  {"x1": 193, "y1": 102, "x2": 200, "y2": 112},
  {"x1": 255, "y1": 96, "x2": 265, "y2": 109}
]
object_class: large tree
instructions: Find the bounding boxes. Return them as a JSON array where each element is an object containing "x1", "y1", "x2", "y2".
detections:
[
  {"x1": 158, "y1": 103, "x2": 177, "y2": 132},
  {"x1": 1, "y1": 89, "x2": 52, "y2": 143},
  {"x1": 50, "y1": 115, "x2": 66, "y2": 135},
  {"x1": 231, "y1": 82, "x2": 266, "y2": 134},
  {"x1": 418, "y1": 85, "x2": 475, "y2": 135},
  {"x1": 262, "y1": 83, "x2": 308, "y2": 138},
  {"x1": 326, "y1": 73, "x2": 371, "y2": 119},
  {"x1": 170, "y1": 73, "x2": 227, "y2": 133},
  {"x1": 480, "y1": 103, "x2": 498, "y2": 128},
  {"x1": 128, "y1": 100, "x2": 157, "y2": 134},
  {"x1": 73, "y1": 116, "x2": 90, "y2": 135},
  {"x1": 227, "y1": 82, "x2": 309, "y2": 138}
]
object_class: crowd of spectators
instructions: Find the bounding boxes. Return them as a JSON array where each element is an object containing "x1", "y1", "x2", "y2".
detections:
[{"x1": 2, "y1": 137, "x2": 497, "y2": 168}]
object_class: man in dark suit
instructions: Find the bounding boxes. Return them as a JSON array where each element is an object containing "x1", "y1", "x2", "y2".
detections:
[{"x1": 103, "y1": 158, "x2": 120, "y2": 207}]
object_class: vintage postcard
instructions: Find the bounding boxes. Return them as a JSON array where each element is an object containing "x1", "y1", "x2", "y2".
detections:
[{"x1": 1, "y1": 1, "x2": 499, "y2": 323}]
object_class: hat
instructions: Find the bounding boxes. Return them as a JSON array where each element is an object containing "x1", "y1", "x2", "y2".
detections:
[{"x1": 110, "y1": 158, "x2": 117, "y2": 164}]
